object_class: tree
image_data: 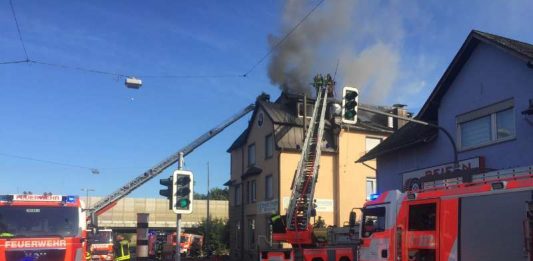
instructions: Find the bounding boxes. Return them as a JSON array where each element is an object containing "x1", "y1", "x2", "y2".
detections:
[
  {"x1": 208, "y1": 187, "x2": 229, "y2": 200},
  {"x1": 187, "y1": 218, "x2": 230, "y2": 256},
  {"x1": 193, "y1": 187, "x2": 229, "y2": 200}
]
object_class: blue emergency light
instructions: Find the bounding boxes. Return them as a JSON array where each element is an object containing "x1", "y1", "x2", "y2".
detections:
[
  {"x1": 63, "y1": 195, "x2": 78, "y2": 203},
  {"x1": 367, "y1": 193, "x2": 380, "y2": 201}
]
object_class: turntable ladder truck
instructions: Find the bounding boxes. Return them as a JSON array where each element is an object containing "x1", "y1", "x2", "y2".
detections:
[{"x1": 266, "y1": 75, "x2": 358, "y2": 261}]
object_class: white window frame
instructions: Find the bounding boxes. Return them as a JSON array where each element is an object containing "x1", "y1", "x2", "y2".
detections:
[
  {"x1": 365, "y1": 136, "x2": 382, "y2": 153},
  {"x1": 366, "y1": 177, "x2": 376, "y2": 199},
  {"x1": 456, "y1": 99, "x2": 515, "y2": 151}
]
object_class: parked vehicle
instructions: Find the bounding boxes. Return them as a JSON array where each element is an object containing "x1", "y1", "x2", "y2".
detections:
[{"x1": 0, "y1": 193, "x2": 87, "y2": 261}]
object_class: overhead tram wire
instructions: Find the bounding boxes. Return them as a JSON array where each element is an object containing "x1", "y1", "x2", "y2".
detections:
[
  {"x1": 0, "y1": 152, "x2": 100, "y2": 174},
  {"x1": 9, "y1": 0, "x2": 29, "y2": 61},
  {"x1": 242, "y1": 0, "x2": 325, "y2": 77},
  {"x1": 2, "y1": 1, "x2": 325, "y2": 80}
]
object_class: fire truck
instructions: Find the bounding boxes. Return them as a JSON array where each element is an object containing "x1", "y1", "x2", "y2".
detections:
[
  {"x1": 359, "y1": 165, "x2": 533, "y2": 261},
  {"x1": 0, "y1": 193, "x2": 87, "y2": 261},
  {"x1": 87, "y1": 229, "x2": 113, "y2": 260}
]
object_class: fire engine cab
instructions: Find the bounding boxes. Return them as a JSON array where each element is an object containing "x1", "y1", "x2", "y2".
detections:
[
  {"x1": 359, "y1": 166, "x2": 533, "y2": 261},
  {"x1": 0, "y1": 193, "x2": 86, "y2": 261}
]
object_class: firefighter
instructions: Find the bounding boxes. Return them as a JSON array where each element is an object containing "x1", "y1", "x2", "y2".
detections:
[{"x1": 113, "y1": 235, "x2": 131, "y2": 261}]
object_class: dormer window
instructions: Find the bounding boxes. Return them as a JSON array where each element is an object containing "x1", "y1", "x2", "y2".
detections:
[{"x1": 297, "y1": 103, "x2": 314, "y2": 118}]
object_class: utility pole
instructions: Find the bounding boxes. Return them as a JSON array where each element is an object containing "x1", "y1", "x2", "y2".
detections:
[
  {"x1": 81, "y1": 188, "x2": 94, "y2": 210},
  {"x1": 206, "y1": 161, "x2": 211, "y2": 256},
  {"x1": 176, "y1": 152, "x2": 184, "y2": 261}
]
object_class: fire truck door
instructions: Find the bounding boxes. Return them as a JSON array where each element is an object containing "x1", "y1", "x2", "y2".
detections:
[{"x1": 405, "y1": 199, "x2": 439, "y2": 261}]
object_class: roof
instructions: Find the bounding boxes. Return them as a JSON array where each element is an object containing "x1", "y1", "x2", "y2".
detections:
[
  {"x1": 419, "y1": 30, "x2": 533, "y2": 121},
  {"x1": 358, "y1": 30, "x2": 533, "y2": 162},
  {"x1": 358, "y1": 122, "x2": 437, "y2": 162},
  {"x1": 227, "y1": 92, "x2": 394, "y2": 153}
]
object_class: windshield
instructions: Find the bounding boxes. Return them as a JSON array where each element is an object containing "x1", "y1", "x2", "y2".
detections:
[
  {"x1": 361, "y1": 206, "x2": 386, "y2": 237},
  {"x1": 88, "y1": 230, "x2": 113, "y2": 243},
  {"x1": 0, "y1": 206, "x2": 79, "y2": 237}
]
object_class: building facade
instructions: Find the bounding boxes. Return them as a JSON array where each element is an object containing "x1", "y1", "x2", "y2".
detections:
[
  {"x1": 87, "y1": 197, "x2": 228, "y2": 230},
  {"x1": 226, "y1": 92, "x2": 400, "y2": 260},
  {"x1": 359, "y1": 30, "x2": 533, "y2": 193}
]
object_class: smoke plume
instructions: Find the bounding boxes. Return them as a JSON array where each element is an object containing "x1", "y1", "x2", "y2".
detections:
[{"x1": 268, "y1": 0, "x2": 403, "y2": 103}]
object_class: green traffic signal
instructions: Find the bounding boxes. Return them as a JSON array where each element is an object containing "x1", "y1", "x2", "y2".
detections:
[
  {"x1": 344, "y1": 110, "x2": 356, "y2": 120},
  {"x1": 177, "y1": 198, "x2": 190, "y2": 208}
]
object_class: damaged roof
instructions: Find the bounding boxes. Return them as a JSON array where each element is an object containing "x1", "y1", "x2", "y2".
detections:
[
  {"x1": 227, "y1": 92, "x2": 394, "y2": 153},
  {"x1": 358, "y1": 30, "x2": 533, "y2": 162}
]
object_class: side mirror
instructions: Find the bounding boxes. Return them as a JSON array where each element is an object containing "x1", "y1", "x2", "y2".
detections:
[{"x1": 349, "y1": 210, "x2": 357, "y2": 227}]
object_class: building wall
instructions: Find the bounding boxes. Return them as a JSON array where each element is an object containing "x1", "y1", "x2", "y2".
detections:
[
  {"x1": 228, "y1": 108, "x2": 280, "y2": 260},
  {"x1": 279, "y1": 151, "x2": 335, "y2": 225},
  {"x1": 87, "y1": 197, "x2": 228, "y2": 228},
  {"x1": 337, "y1": 130, "x2": 382, "y2": 224},
  {"x1": 377, "y1": 42, "x2": 533, "y2": 192}
]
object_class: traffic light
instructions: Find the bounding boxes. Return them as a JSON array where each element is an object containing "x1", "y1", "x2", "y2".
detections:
[
  {"x1": 342, "y1": 86, "x2": 359, "y2": 124},
  {"x1": 173, "y1": 170, "x2": 193, "y2": 214},
  {"x1": 159, "y1": 176, "x2": 174, "y2": 210}
]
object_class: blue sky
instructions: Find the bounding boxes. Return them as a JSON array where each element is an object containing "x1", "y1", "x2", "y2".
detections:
[{"x1": 1, "y1": 0, "x2": 532, "y2": 198}]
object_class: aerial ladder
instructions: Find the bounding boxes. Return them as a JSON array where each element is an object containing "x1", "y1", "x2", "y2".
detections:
[
  {"x1": 87, "y1": 103, "x2": 255, "y2": 225},
  {"x1": 266, "y1": 75, "x2": 359, "y2": 261},
  {"x1": 285, "y1": 74, "x2": 332, "y2": 244}
]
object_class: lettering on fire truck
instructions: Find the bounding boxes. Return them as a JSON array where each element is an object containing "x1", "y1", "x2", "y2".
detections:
[{"x1": 4, "y1": 239, "x2": 67, "y2": 249}]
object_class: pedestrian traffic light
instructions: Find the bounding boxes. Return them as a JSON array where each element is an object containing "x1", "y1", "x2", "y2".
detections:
[
  {"x1": 159, "y1": 176, "x2": 174, "y2": 210},
  {"x1": 173, "y1": 170, "x2": 193, "y2": 214},
  {"x1": 342, "y1": 86, "x2": 359, "y2": 124}
]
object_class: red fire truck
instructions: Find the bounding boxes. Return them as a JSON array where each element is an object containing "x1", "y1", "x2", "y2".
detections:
[
  {"x1": 87, "y1": 229, "x2": 113, "y2": 260},
  {"x1": 0, "y1": 193, "x2": 87, "y2": 261},
  {"x1": 359, "y1": 165, "x2": 533, "y2": 261}
]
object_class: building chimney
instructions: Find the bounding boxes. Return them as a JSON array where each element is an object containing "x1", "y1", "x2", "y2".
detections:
[{"x1": 392, "y1": 104, "x2": 408, "y2": 130}]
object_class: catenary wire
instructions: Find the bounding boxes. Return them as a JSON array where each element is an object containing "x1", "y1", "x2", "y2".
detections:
[
  {"x1": 9, "y1": 0, "x2": 29, "y2": 61},
  {"x1": 2, "y1": 1, "x2": 325, "y2": 80},
  {"x1": 242, "y1": 0, "x2": 325, "y2": 77},
  {"x1": 0, "y1": 152, "x2": 99, "y2": 174}
]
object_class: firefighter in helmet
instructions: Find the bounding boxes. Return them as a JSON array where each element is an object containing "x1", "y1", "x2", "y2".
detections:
[{"x1": 113, "y1": 235, "x2": 131, "y2": 261}]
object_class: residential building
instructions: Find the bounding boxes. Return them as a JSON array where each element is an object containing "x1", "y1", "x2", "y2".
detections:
[
  {"x1": 359, "y1": 30, "x2": 533, "y2": 193},
  {"x1": 226, "y1": 91, "x2": 399, "y2": 260}
]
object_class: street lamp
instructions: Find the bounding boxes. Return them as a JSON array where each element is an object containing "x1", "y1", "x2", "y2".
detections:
[{"x1": 81, "y1": 188, "x2": 95, "y2": 210}]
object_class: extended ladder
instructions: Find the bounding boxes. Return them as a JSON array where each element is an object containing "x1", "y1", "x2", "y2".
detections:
[
  {"x1": 286, "y1": 74, "x2": 332, "y2": 231},
  {"x1": 88, "y1": 103, "x2": 255, "y2": 221}
]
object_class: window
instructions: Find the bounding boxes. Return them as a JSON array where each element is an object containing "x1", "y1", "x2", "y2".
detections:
[
  {"x1": 366, "y1": 178, "x2": 376, "y2": 199},
  {"x1": 265, "y1": 134, "x2": 274, "y2": 159},
  {"x1": 457, "y1": 99, "x2": 515, "y2": 150},
  {"x1": 361, "y1": 206, "x2": 386, "y2": 237},
  {"x1": 248, "y1": 143, "x2": 256, "y2": 166},
  {"x1": 251, "y1": 180, "x2": 257, "y2": 202},
  {"x1": 265, "y1": 175, "x2": 273, "y2": 200},
  {"x1": 365, "y1": 137, "x2": 382, "y2": 152},
  {"x1": 235, "y1": 184, "x2": 241, "y2": 205},
  {"x1": 235, "y1": 221, "x2": 241, "y2": 249},
  {"x1": 408, "y1": 203, "x2": 436, "y2": 231},
  {"x1": 245, "y1": 181, "x2": 250, "y2": 204},
  {"x1": 248, "y1": 217, "x2": 255, "y2": 247},
  {"x1": 297, "y1": 103, "x2": 314, "y2": 118}
]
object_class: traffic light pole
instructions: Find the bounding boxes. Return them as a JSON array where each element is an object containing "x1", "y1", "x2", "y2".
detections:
[
  {"x1": 358, "y1": 105, "x2": 459, "y2": 169},
  {"x1": 176, "y1": 152, "x2": 184, "y2": 261}
]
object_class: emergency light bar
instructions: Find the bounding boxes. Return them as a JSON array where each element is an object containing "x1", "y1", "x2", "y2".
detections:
[{"x1": 0, "y1": 194, "x2": 78, "y2": 203}]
